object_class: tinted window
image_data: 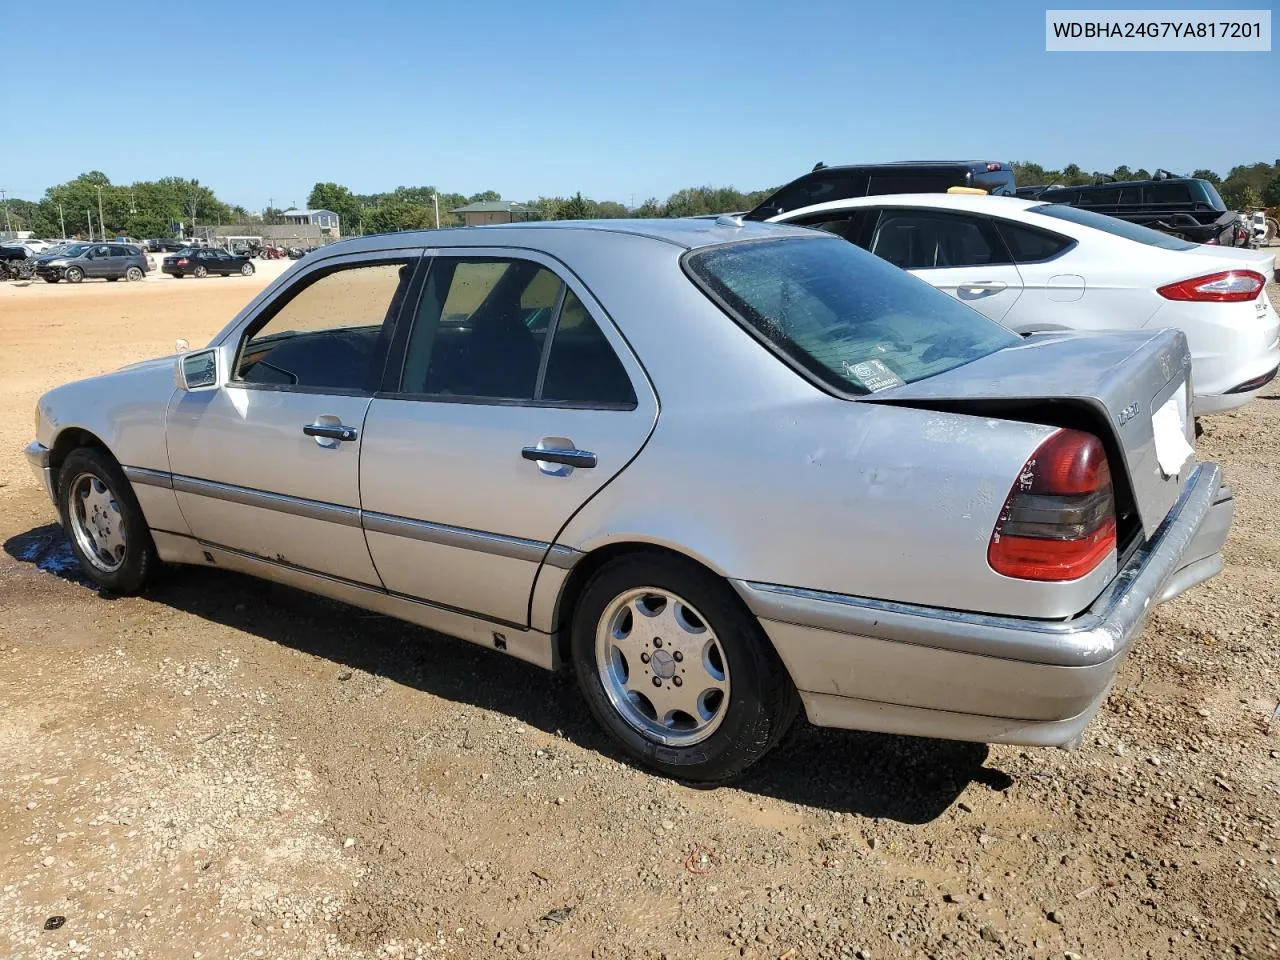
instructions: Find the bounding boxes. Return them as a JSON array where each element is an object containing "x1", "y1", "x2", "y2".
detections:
[
  {"x1": 1079, "y1": 186, "x2": 1120, "y2": 206},
  {"x1": 1144, "y1": 182, "x2": 1192, "y2": 205},
  {"x1": 1028, "y1": 204, "x2": 1198, "y2": 251},
  {"x1": 753, "y1": 172, "x2": 870, "y2": 218},
  {"x1": 108, "y1": 245, "x2": 130, "y2": 256},
  {"x1": 787, "y1": 212, "x2": 866, "y2": 245},
  {"x1": 994, "y1": 222, "x2": 1072, "y2": 262},
  {"x1": 401, "y1": 259, "x2": 560, "y2": 400},
  {"x1": 1038, "y1": 189, "x2": 1080, "y2": 204},
  {"x1": 1191, "y1": 180, "x2": 1227, "y2": 210},
  {"x1": 541, "y1": 289, "x2": 636, "y2": 406},
  {"x1": 867, "y1": 174, "x2": 957, "y2": 196},
  {"x1": 685, "y1": 237, "x2": 1019, "y2": 394},
  {"x1": 235, "y1": 260, "x2": 413, "y2": 390},
  {"x1": 869, "y1": 211, "x2": 1007, "y2": 269},
  {"x1": 92, "y1": 245, "x2": 111, "y2": 258}
]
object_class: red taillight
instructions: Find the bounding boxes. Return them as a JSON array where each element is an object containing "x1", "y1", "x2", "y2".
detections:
[
  {"x1": 1157, "y1": 270, "x2": 1265, "y2": 303},
  {"x1": 176, "y1": 257, "x2": 188, "y2": 265},
  {"x1": 988, "y1": 429, "x2": 1116, "y2": 582}
]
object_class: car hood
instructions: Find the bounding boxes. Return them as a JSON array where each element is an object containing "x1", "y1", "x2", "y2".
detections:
[
  {"x1": 862, "y1": 328, "x2": 1195, "y2": 540},
  {"x1": 117, "y1": 354, "x2": 180, "y2": 374}
]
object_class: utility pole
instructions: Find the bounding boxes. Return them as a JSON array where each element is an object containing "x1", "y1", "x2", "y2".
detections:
[
  {"x1": 266, "y1": 198, "x2": 273, "y2": 223},
  {"x1": 95, "y1": 185, "x2": 106, "y2": 240},
  {"x1": 58, "y1": 203, "x2": 66, "y2": 240},
  {"x1": 0, "y1": 189, "x2": 11, "y2": 234},
  {"x1": 433, "y1": 192, "x2": 440, "y2": 230},
  {"x1": 87, "y1": 209, "x2": 94, "y2": 241}
]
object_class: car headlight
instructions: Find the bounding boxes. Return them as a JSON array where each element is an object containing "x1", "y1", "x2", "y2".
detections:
[{"x1": 45, "y1": 259, "x2": 67, "y2": 267}]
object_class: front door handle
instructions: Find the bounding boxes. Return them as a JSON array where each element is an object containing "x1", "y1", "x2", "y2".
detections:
[
  {"x1": 303, "y1": 423, "x2": 358, "y2": 442},
  {"x1": 522, "y1": 446, "x2": 597, "y2": 469}
]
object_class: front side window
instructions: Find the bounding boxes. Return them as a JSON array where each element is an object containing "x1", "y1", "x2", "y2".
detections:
[
  {"x1": 685, "y1": 237, "x2": 1019, "y2": 394},
  {"x1": 400, "y1": 257, "x2": 636, "y2": 406},
  {"x1": 786, "y1": 211, "x2": 867, "y2": 246},
  {"x1": 868, "y1": 211, "x2": 1008, "y2": 269},
  {"x1": 235, "y1": 260, "x2": 414, "y2": 391},
  {"x1": 1144, "y1": 182, "x2": 1192, "y2": 205}
]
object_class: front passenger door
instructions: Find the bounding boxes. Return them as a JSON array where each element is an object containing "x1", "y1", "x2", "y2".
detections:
[
  {"x1": 165, "y1": 254, "x2": 420, "y2": 584},
  {"x1": 85, "y1": 244, "x2": 113, "y2": 278},
  {"x1": 866, "y1": 209, "x2": 1025, "y2": 322}
]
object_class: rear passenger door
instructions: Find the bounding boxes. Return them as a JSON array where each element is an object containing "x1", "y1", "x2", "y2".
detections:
[
  {"x1": 865, "y1": 208, "x2": 1025, "y2": 322},
  {"x1": 359, "y1": 252, "x2": 657, "y2": 626}
]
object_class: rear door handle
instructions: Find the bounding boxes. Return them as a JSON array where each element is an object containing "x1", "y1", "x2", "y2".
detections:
[
  {"x1": 303, "y1": 423, "x2": 358, "y2": 442},
  {"x1": 958, "y1": 280, "x2": 1008, "y2": 293},
  {"x1": 522, "y1": 446, "x2": 597, "y2": 469}
]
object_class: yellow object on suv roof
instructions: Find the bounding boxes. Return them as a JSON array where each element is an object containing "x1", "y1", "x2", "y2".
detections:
[{"x1": 946, "y1": 186, "x2": 989, "y2": 195}]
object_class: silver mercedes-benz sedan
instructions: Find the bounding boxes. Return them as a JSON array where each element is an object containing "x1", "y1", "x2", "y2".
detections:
[{"x1": 25, "y1": 218, "x2": 1232, "y2": 782}]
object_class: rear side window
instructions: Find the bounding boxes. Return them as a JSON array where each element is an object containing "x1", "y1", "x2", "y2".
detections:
[
  {"x1": 108, "y1": 245, "x2": 130, "y2": 256},
  {"x1": 400, "y1": 258, "x2": 636, "y2": 407},
  {"x1": 685, "y1": 237, "x2": 1019, "y2": 394},
  {"x1": 994, "y1": 222, "x2": 1073, "y2": 263},
  {"x1": 785, "y1": 211, "x2": 868, "y2": 246},
  {"x1": 1038, "y1": 189, "x2": 1080, "y2": 205},
  {"x1": 1079, "y1": 187, "x2": 1120, "y2": 206},
  {"x1": 1144, "y1": 182, "x2": 1192, "y2": 205},
  {"x1": 1028, "y1": 203, "x2": 1198, "y2": 251},
  {"x1": 866, "y1": 174, "x2": 957, "y2": 196},
  {"x1": 868, "y1": 211, "x2": 1008, "y2": 269}
]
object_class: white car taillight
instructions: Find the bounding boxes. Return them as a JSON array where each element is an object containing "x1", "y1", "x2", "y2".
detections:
[
  {"x1": 1157, "y1": 270, "x2": 1265, "y2": 303},
  {"x1": 988, "y1": 429, "x2": 1116, "y2": 582}
]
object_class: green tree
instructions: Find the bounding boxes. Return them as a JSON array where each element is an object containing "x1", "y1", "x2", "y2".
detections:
[
  {"x1": 556, "y1": 193, "x2": 591, "y2": 220},
  {"x1": 1263, "y1": 177, "x2": 1280, "y2": 207},
  {"x1": 1191, "y1": 168, "x2": 1222, "y2": 185},
  {"x1": 468, "y1": 190, "x2": 501, "y2": 203}
]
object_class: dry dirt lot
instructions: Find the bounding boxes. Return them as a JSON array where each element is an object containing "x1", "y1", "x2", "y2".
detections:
[{"x1": 0, "y1": 271, "x2": 1278, "y2": 960}]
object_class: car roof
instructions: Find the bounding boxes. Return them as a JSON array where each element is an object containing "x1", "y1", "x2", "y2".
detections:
[
  {"x1": 774, "y1": 193, "x2": 1042, "y2": 218},
  {"x1": 316, "y1": 217, "x2": 821, "y2": 257}
]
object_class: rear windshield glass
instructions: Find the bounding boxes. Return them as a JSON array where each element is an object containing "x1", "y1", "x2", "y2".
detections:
[
  {"x1": 1027, "y1": 204, "x2": 1198, "y2": 251},
  {"x1": 1194, "y1": 180, "x2": 1227, "y2": 211},
  {"x1": 684, "y1": 237, "x2": 1019, "y2": 395}
]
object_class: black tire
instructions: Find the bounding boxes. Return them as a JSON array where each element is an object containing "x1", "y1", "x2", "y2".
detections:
[
  {"x1": 126, "y1": 266, "x2": 143, "y2": 282},
  {"x1": 106, "y1": 276, "x2": 119, "y2": 282},
  {"x1": 570, "y1": 551, "x2": 799, "y2": 784},
  {"x1": 43, "y1": 276, "x2": 59, "y2": 283},
  {"x1": 57, "y1": 447, "x2": 158, "y2": 594},
  {"x1": 193, "y1": 265, "x2": 207, "y2": 279},
  {"x1": 240, "y1": 262, "x2": 255, "y2": 277},
  {"x1": 65, "y1": 266, "x2": 84, "y2": 283}
]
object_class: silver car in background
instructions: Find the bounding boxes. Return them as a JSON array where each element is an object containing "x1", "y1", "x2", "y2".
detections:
[{"x1": 25, "y1": 219, "x2": 1231, "y2": 782}]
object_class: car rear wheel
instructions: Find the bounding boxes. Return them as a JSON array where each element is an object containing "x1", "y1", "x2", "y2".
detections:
[
  {"x1": 571, "y1": 552, "x2": 799, "y2": 783},
  {"x1": 65, "y1": 266, "x2": 84, "y2": 283},
  {"x1": 240, "y1": 262, "x2": 255, "y2": 276},
  {"x1": 57, "y1": 447, "x2": 158, "y2": 594},
  {"x1": 193, "y1": 265, "x2": 207, "y2": 279},
  {"x1": 126, "y1": 266, "x2": 143, "y2": 282}
]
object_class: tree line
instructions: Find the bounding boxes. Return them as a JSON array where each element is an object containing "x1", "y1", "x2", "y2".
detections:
[{"x1": 5, "y1": 161, "x2": 1279, "y2": 239}]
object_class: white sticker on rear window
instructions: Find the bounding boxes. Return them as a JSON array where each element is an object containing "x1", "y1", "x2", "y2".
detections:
[{"x1": 843, "y1": 358, "x2": 905, "y2": 392}]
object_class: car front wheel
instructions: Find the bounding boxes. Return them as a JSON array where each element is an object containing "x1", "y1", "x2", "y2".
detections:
[
  {"x1": 65, "y1": 266, "x2": 84, "y2": 283},
  {"x1": 571, "y1": 552, "x2": 799, "y2": 783},
  {"x1": 57, "y1": 447, "x2": 158, "y2": 594}
]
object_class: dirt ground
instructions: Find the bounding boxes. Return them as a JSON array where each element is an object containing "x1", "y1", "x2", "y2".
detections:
[{"x1": 0, "y1": 269, "x2": 1278, "y2": 960}]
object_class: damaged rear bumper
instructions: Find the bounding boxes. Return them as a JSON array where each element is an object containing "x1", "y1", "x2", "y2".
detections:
[{"x1": 735, "y1": 462, "x2": 1229, "y2": 748}]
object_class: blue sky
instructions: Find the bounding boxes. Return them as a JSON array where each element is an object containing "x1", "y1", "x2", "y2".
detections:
[{"x1": 2, "y1": 0, "x2": 1274, "y2": 209}]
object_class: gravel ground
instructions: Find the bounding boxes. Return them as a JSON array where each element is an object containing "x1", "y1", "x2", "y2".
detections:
[{"x1": 0, "y1": 275, "x2": 1276, "y2": 960}]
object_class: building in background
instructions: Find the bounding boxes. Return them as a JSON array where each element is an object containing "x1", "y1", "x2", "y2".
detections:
[
  {"x1": 451, "y1": 200, "x2": 539, "y2": 227},
  {"x1": 278, "y1": 208, "x2": 341, "y2": 237}
]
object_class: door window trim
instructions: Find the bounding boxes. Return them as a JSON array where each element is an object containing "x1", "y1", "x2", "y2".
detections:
[
  {"x1": 227, "y1": 251, "x2": 425, "y2": 398},
  {"x1": 379, "y1": 248, "x2": 641, "y2": 411}
]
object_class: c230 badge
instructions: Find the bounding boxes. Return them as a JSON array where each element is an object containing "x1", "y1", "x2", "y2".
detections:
[{"x1": 1116, "y1": 401, "x2": 1140, "y2": 426}]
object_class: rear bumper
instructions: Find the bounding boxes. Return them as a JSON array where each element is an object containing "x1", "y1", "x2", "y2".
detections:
[
  {"x1": 736, "y1": 462, "x2": 1229, "y2": 747},
  {"x1": 24, "y1": 441, "x2": 55, "y2": 505}
]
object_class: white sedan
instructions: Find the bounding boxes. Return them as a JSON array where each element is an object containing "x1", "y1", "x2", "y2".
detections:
[{"x1": 768, "y1": 194, "x2": 1279, "y2": 415}]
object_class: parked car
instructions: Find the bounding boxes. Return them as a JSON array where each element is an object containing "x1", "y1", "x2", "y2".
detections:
[
  {"x1": 1035, "y1": 172, "x2": 1241, "y2": 246},
  {"x1": 162, "y1": 248, "x2": 256, "y2": 278},
  {"x1": 0, "y1": 244, "x2": 36, "y2": 280},
  {"x1": 745, "y1": 160, "x2": 1018, "y2": 221},
  {"x1": 769, "y1": 193, "x2": 1279, "y2": 415},
  {"x1": 25, "y1": 220, "x2": 1230, "y2": 782},
  {"x1": 34, "y1": 242, "x2": 149, "y2": 283}
]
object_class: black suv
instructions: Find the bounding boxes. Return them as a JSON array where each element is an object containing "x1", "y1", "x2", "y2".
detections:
[
  {"x1": 1034, "y1": 172, "x2": 1240, "y2": 245},
  {"x1": 745, "y1": 161, "x2": 1017, "y2": 220}
]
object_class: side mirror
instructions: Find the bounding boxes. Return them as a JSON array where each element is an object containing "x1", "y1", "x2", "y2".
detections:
[{"x1": 176, "y1": 348, "x2": 219, "y2": 391}]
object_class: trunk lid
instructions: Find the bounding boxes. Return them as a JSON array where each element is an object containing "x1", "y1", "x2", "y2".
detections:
[
  {"x1": 863, "y1": 328, "x2": 1195, "y2": 540},
  {"x1": 1181, "y1": 244, "x2": 1276, "y2": 281}
]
